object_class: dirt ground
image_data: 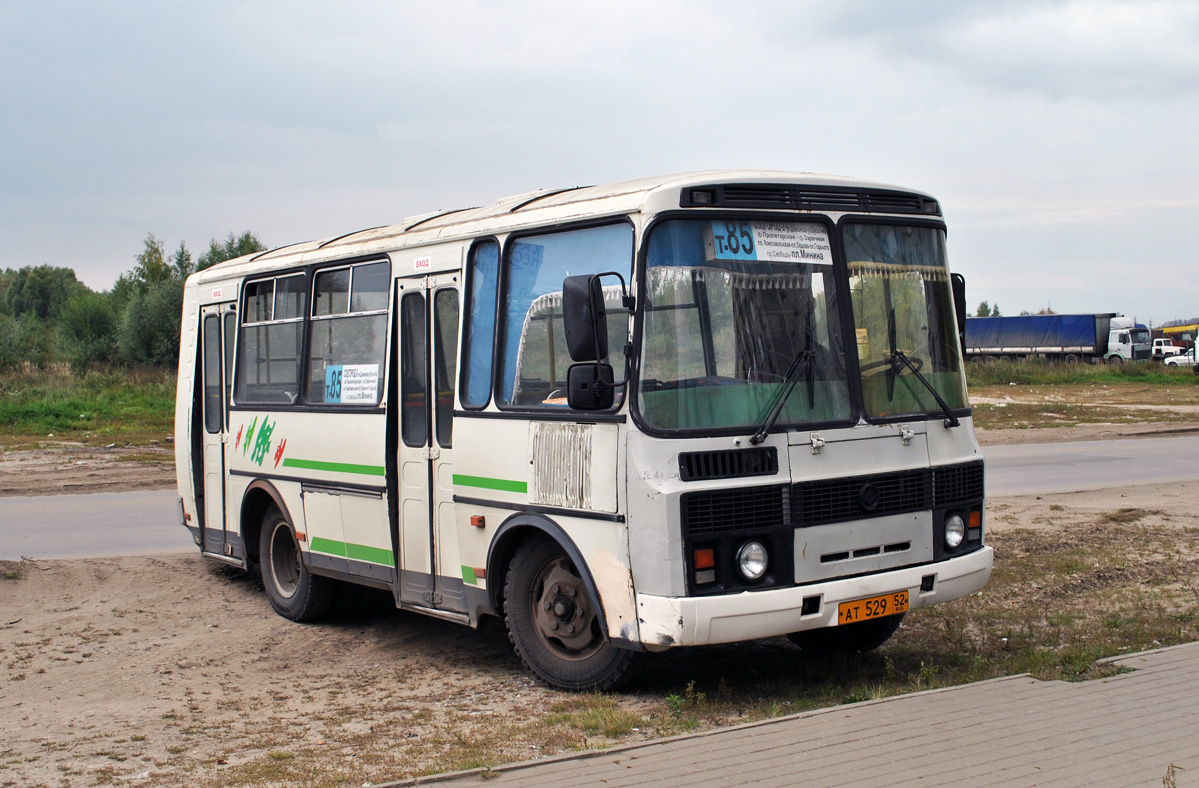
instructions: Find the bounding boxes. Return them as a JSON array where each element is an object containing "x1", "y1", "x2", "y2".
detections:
[{"x1": 2, "y1": 416, "x2": 1199, "y2": 786}]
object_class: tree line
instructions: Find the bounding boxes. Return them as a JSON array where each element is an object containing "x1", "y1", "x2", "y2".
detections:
[{"x1": 0, "y1": 231, "x2": 265, "y2": 372}]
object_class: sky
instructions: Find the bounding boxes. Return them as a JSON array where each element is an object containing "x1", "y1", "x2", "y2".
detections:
[{"x1": 2, "y1": 0, "x2": 1197, "y2": 326}]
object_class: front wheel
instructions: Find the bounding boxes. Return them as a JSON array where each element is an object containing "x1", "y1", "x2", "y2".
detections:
[
  {"x1": 787, "y1": 613, "x2": 905, "y2": 655},
  {"x1": 260, "y1": 505, "x2": 333, "y2": 622},
  {"x1": 1107, "y1": 354, "x2": 1124, "y2": 365},
  {"x1": 504, "y1": 536, "x2": 636, "y2": 690}
]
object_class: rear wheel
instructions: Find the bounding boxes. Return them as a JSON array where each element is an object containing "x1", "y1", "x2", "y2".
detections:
[
  {"x1": 504, "y1": 536, "x2": 636, "y2": 690},
  {"x1": 260, "y1": 505, "x2": 332, "y2": 622},
  {"x1": 787, "y1": 613, "x2": 905, "y2": 655}
]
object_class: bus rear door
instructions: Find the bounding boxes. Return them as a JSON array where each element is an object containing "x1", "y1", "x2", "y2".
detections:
[{"x1": 199, "y1": 302, "x2": 236, "y2": 556}]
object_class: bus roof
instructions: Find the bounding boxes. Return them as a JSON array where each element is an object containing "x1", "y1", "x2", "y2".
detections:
[{"x1": 190, "y1": 170, "x2": 938, "y2": 284}]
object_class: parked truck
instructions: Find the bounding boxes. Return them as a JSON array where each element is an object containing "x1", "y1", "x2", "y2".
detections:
[
  {"x1": 964, "y1": 313, "x2": 1151, "y2": 364},
  {"x1": 1152, "y1": 337, "x2": 1185, "y2": 360}
]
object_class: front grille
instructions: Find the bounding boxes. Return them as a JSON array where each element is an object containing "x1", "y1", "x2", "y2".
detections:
[
  {"x1": 793, "y1": 470, "x2": 930, "y2": 527},
  {"x1": 680, "y1": 462, "x2": 983, "y2": 539},
  {"x1": 933, "y1": 461, "x2": 985, "y2": 506},
  {"x1": 683, "y1": 184, "x2": 941, "y2": 216},
  {"x1": 682, "y1": 484, "x2": 787, "y2": 536},
  {"x1": 679, "y1": 447, "x2": 778, "y2": 482}
]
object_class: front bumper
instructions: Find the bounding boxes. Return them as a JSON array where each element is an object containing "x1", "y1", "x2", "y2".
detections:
[{"x1": 634, "y1": 546, "x2": 993, "y2": 648}]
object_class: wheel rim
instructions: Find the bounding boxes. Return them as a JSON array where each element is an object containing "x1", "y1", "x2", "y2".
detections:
[
  {"x1": 529, "y1": 555, "x2": 602, "y2": 660},
  {"x1": 268, "y1": 521, "x2": 300, "y2": 599}
]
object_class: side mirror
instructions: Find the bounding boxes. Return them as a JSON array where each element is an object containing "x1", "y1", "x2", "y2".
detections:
[
  {"x1": 562, "y1": 274, "x2": 607, "y2": 362},
  {"x1": 951, "y1": 273, "x2": 967, "y2": 357},
  {"x1": 567, "y1": 363, "x2": 614, "y2": 410}
]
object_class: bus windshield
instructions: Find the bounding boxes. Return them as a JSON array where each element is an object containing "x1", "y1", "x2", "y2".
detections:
[
  {"x1": 844, "y1": 222, "x2": 966, "y2": 420},
  {"x1": 638, "y1": 218, "x2": 851, "y2": 432}
]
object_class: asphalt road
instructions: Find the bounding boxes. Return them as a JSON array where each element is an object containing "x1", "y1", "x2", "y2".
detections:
[
  {"x1": 2, "y1": 435, "x2": 1196, "y2": 560},
  {"x1": 0, "y1": 489, "x2": 191, "y2": 560}
]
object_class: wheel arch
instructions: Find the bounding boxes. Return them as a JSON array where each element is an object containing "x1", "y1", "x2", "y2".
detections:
[
  {"x1": 240, "y1": 479, "x2": 296, "y2": 565},
  {"x1": 486, "y1": 512, "x2": 609, "y2": 637}
]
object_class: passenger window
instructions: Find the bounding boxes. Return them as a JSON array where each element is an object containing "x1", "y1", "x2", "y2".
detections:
[
  {"x1": 308, "y1": 261, "x2": 390, "y2": 405},
  {"x1": 236, "y1": 273, "x2": 306, "y2": 405}
]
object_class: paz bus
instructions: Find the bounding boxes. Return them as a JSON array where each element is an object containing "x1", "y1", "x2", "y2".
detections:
[{"x1": 175, "y1": 171, "x2": 992, "y2": 690}]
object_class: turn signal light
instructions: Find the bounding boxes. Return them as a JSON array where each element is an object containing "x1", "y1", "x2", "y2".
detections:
[{"x1": 693, "y1": 548, "x2": 715, "y2": 569}]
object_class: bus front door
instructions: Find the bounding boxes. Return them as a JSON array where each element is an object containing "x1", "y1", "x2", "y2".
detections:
[
  {"x1": 396, "y1": 275, "x2": 463, "y2": 614},
  {"x1": 199, "y1": 303, "x2": 236, "y2": 557}
]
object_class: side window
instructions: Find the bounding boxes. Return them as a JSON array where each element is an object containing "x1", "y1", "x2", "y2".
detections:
[
  {"x1": 236, "y1": 274, "x2": 306, "y2": 405},
  {"x1": 434, "y1": 288, "x2": 459, "y2": 448},
  {"x1": 497, "y1": 224, "x2": 633, "y2": 408},
  {"x1": 460, "y1": 241, "x2": 499, "y2": 408},
  {"x1": 307, "y1": 261, "x2": 390, "y2": 405}
]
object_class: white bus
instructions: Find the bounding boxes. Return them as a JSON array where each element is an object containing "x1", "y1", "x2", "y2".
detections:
[{"x1": 175, "y1": 171, "x2": 992, "y2": 690}]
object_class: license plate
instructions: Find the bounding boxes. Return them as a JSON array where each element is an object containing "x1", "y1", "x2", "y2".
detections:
[{"x1": 838, "y1": 590, "x2": 909, "y2": 625}]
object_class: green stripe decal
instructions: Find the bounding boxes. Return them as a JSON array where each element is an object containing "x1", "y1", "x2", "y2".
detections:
[
  {"x1": 282, "y1": 458, "x2": 386, "y2": 477},
  {"x1": 462, "y1": 566, "x2": 479, "y2": 585},
  {"x1": 453, "y1": 474, "x2": 527, "y2": 493},
  {"x1": 309, "y1": 537, "x2": 394, "y2": 567}
]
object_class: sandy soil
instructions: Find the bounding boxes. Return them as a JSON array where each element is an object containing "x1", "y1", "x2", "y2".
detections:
[
  {"x1": 2, "y1": 418, "x2": 1198, "y2": 786},
  {"x1": 0, "y1": 444, "x2": 175, "y2": 497}
]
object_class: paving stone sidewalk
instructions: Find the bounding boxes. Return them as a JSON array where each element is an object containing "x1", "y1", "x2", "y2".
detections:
[{"x1": 387, "y1": 641, "x2": 1199, "y2": 788}]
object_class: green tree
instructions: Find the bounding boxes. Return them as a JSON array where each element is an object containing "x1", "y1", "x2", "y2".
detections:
[
  {"x1": 975, "y1": 301, "x2": 991, "y2": 318},
  {"x1": 990, "y1": 303, "x2": 1001, "y2": 317},
  {"x1": 132, "y1": 234, "x2": 172, "y2": 287},
  {"x1": 2, "y1": 265, "x2": 87, "y2": 320},
  {"x1": 171, "y1": 241, "x2": 194, "y2": 281},
  {"x1": 57, "y1": 291, "x2": 118, "y2": 369},
  {"x1": 197, "y1": 231, "x2": 267, "y2": 271}
]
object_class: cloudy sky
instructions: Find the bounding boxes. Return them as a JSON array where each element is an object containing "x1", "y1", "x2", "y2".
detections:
[{"x1": 2, "y1": 1, "x2": 1196, "y2": 325}]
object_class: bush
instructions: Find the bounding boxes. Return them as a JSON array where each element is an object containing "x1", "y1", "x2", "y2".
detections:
[
  {"x1": 57, "y1": 291, "x2": 118, "y2": 369},
  {"x1": 118, "y1": 278, "x2": 184, "y2": 367},
  {"x1": 0, "y1": 313, "x2": 51, "y2": 372}
]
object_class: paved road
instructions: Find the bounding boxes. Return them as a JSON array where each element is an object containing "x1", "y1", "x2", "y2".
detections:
[
  {"x1": 388, "y1": 642, "x2": 1199, "y2": 788},
  {"x1": 3, "y1": 434, "x2": 1198, "y2": 560},
  {"x1": 0, "y1": 489, "x2": 192, "y2": 560},
  {"x1": 982, "y1": 434, "x2": 1199, "y2": 496}
]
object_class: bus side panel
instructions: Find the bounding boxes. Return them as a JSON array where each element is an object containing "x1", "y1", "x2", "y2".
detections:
[
  {"x1": 227, "y1": 410, "x2": 391, "y2": 579},
  {"x1": 452, "y1": 416, "x2": 638, "y2": 641}
]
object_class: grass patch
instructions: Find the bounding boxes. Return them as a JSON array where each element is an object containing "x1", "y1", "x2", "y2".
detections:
[
  {"x1": 546, "y1": 694, "x2": 643, "y2": 739},
  {"x1": 965, "y1": 358, "x2": 1199, "y2": 388},
  {"x1": 0, "y1": 560, "x2": 28, "y2": 582},
  {"x1": 0, "y1": 365, "x2": 175, "y2": 446}
]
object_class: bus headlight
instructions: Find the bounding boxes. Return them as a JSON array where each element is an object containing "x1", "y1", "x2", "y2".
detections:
[
  {"x1": 736, "y1": 541, "x2": 769, "y2": 581},
  {"x1": 944, "y1": 514, "x2": 966, "y2": 549}
]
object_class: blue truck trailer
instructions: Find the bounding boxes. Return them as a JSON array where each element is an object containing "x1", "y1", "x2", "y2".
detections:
[{"x1": 964, "y1": 313, "x2": 1151, "y2": 363}]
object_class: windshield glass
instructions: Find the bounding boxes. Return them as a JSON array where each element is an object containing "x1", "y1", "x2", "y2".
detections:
[
  {"x1": 844, "y1": 223, "x2": 967, "y2": 419},
  {"x1": 1130, "y1": 328, "x2": 1151, "y2": 344},
  {"x1": 638, "y1": 219, "x2": 851, "y2": 432}
]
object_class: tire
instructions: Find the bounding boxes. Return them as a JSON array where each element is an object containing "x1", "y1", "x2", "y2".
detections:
[
  {"x1": 1107, "y1": 355, "x2": 1124, "y2": 365},
  {"x1": 260, "y1": 505, "x2": 332, "y2": 622},
  {"x1": 1063, "y1": 354, "x2": 1079, "y2": 364},
  {"x1": 504, "y1": 536, "x2": 637, "y2": 691},
  {"x1": 787, "y1": 613, "x2": 905, "y2": 655}
]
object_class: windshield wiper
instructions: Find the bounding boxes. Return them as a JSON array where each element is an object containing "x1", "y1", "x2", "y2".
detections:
[
  {"x1": 887, "y1": 349, "x2": 961, "y2": 429},
  {"x1": 749, "y1": 349, "x2": 814, "y2": 445},
  {"x1": 881, "y1": 307, "x2": 958, "y2": 428}
]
